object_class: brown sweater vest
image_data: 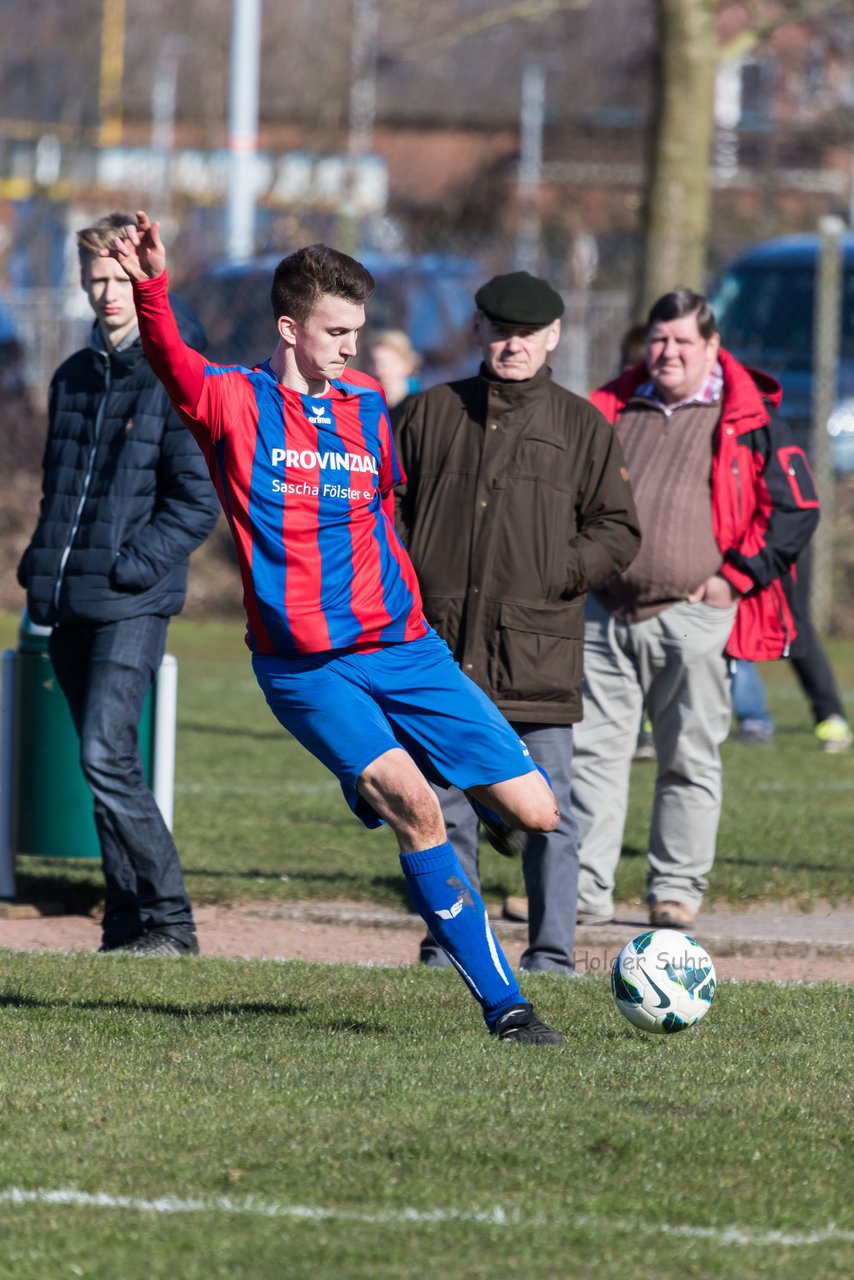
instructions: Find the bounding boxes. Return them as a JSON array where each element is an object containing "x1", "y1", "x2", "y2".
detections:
[{"x1": 595, "y1": 398, "x2": 722, "y2": 621}]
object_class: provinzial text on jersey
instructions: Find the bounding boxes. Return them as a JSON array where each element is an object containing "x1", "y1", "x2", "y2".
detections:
[{"x1": 270, "y1": 449, "x2": 379, "y2": 473}]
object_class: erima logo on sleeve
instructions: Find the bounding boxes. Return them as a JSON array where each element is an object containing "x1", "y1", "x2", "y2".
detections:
[{"x1": 270, "y1": 449, "x2": 378, "y2": 474}]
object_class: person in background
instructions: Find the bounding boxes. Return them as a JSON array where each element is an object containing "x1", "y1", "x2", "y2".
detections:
[
  {"x1": 618, "y1": 322, "x2": 656, "y2": 762},
  {"x1": 731, "y1": 542, "x2": 850, "y2": 750},
  {"x1": 573, "y1": 288, "x2": 820, "y2": 932},
  {"x1": 17, "y1": 212, "x2": 219, "y2": 956},
  {"x1": 367, "y1": 329, "x2": 422, "y2": 427},
  {"x1": 619, "y1": 323, "x2": 647, "y2": 373},
  {"x1": 395, "y1": 270, "x2": 640, "y2": 969},
  {"x1": 108, "y1": 212, "x2": 567, "y2": 1046}
]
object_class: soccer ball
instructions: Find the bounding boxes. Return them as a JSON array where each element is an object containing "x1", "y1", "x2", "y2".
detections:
[{"x1": 611, "y1": 929, "x2": 716, "y2": 1034}]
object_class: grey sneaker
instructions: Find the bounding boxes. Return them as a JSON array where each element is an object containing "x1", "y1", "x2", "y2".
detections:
[
  {"x1": 633, "y1": 721, "x2": 656, "y2": 761},
  {"x1": 117, "y1": 929, "x2": 200, "y2": 957},
  {"x1": 492, "y1": 1003, "x2": 564, "y2": 1045},
  {"x1": 576, "y1": 909, "x2": 615, "y2": 926},
  {"x1": 815, "y1": 715, "x2": 852, "y2": 753},
  {"x1": 736, "y1": 719, "x2": 775, "y2": 745}
]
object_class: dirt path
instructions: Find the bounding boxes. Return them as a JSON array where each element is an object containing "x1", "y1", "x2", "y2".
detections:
[{"x1": 1, "y1": 899, "x2": 851, "y2": 983}]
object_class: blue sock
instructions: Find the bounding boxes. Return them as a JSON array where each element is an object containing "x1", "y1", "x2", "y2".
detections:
[
  {"x1": 468, "y1": 762, "x2": 552, "y2": 834},
  {"x1": 400, "y1": 842, "x2": 522, "y2": 1029}
]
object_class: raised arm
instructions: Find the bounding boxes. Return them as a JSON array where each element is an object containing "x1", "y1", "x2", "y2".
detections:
[
  {"x1": 106, "y1": 209, "x2": 167, "y2": 282},
  {"x1": 106, "y1": 210, "x2": 206, "y2": 416}
]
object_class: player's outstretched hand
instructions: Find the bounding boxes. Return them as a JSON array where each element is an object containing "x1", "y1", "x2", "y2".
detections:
[{"x1": 104, "y1": 210, "x2": 166, "y2": 282}]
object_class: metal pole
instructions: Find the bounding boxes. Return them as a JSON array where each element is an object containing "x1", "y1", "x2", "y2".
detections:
[
  {"x1": 151, "y1": 37, "x2": 184, "y2": 224},
  {"x1": 152, "y1": 655, "x2": 178, "y2": 833},
  {"x1": 809, "y1": 215, "x2": 844, "y2": 635},
  {"x1": 0, "y1": 651, "x2": 17, "y2": 899},
  {"x1": 338, "y1": 0, "x2": 378, "y2": 255},
  {"x1": 515, "y1": 61, "x2": 545, "y2": 275},
  {"x1": 226, "y1": 0, "x2": 262, "y2": 262}
]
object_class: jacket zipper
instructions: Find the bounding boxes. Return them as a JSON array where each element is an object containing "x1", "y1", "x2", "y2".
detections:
[
  {"x1": 52, "y1": 352, "x2": 111, "y2": 613},
  {"x1": 731, "y1": 457, "x2": 742, "y2": 519},
  {"x1": 773, "y1": 580, "x2": 791, "y2": 657}
]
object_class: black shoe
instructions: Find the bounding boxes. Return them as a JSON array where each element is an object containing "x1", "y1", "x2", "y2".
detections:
[
  {"x1": 117, "y1": 928, "x2": 200, "y2": 957},
  {"x1": 492, "y1": 1002, "x2": 564, "y2": 1045},
  {"x1": 97, "y1": 934, "x2": 142, "y2": 953},
  {"x1": 467, "y1": 763, "x2": 552, "y2": 859},
  {"x1": 480, "y1": 820, "x2": 528, "y2": 859}
]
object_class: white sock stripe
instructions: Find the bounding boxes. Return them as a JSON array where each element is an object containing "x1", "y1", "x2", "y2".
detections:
[
  {"x1": 439, "y1": 948, "x2": 484, "y2": 1001},
  {"x1": 483, "y1": 909, "x2": 511, "y2": 986},
  {"x1": 0, "y1": 1188, "x2": 850, "y2": 1246}
]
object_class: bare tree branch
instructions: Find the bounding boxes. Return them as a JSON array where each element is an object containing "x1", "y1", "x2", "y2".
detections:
[
  {"x1": 393, "y1": 0, "x2": 593, "y2": 61},
  {"x1": 718, "y1": 0, "x2": 849, "y2": 61}
]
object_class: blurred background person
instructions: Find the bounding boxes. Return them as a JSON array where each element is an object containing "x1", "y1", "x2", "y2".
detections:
[
  {"x1": 619, "y1": 323, "x2": 648, "y2": 374},
  {"x1": 732, "y1": 543, "x2": 851, "y2": 750},
  {"x1": 619, "y1": 322, "x2": 656, "y2": 762},
  {"x1": 574, "y1": 288, "x2": 819, "y2": 932},
  {"x1": 368, "y1": 329, "x2": 422, "y2": 427},
  {"x1": 16, "y1": 212, "x2": 219, "y2": 955},
  {"x1": 395, "y1": 269, "x2": 640, "y2": 970}
]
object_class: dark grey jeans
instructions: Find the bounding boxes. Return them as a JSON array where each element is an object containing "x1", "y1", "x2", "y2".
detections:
[
  {"x1": 49, "y1": 616, "x2": 195, "y2": 946},
  {"x1": 421, "y1": 722, "x2": 579, "y2": 974}
]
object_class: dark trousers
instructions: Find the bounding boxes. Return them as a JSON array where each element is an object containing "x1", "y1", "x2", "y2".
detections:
[
  {"x1": 789, "y1": 546, "x2": 845, "y2": 724},
  {"x1": 420, "y1": 722, "x2": 579, "y2": 974},
  {"x1": 49, "y1": 616, "x2": 195, "y2": 945}
]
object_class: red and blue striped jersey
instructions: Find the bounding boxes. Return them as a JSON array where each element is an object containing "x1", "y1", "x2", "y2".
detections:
[{"x1": 134, "y1": 273, "x2": 427, "y2": 657}]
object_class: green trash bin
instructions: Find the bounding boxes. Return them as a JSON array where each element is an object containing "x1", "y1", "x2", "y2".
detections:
[{"x1": 10, "y1": 616, "x2": 154, "y2": 860}]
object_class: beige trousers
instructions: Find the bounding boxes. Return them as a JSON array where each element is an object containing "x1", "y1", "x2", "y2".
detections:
[{"x1": 572, "y1": 595, "x2": 735, "y2": 917}]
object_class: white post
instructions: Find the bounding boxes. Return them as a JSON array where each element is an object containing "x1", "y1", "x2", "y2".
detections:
[
  {"x1": 0, "y1": 651, "x2": 17, "y2": 898},
  {"x1": 152, "y1": 654, "x2": 178, "y2": 832},
  {"x1": 226, "y1": 0, "x2": 262, "y2": 262},
  {"x1": 515, "y1": 61, "x2": 545, "y2": 275}
]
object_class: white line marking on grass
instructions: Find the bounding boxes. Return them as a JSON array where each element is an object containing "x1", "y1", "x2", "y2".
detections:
[{"x1": 0, "y1": 1189, "x2": 851, "y2": 1247}]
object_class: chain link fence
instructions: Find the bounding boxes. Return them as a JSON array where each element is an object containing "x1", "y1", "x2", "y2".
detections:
[{"x1": 3, "y1": 280, "x2": 630, "y2": 414}]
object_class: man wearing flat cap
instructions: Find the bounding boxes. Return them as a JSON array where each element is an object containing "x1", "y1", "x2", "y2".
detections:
[{"x1": 394, "y1": 270, "x2": 640, "y2": 974}]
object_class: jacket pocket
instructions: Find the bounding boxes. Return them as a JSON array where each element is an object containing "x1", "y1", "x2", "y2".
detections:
[
  {"x1": 492, "y1": 600, "x2": 582, "y2": 704},
  {"x1": 777, "y1": 446, "x2": 820, "y2": 509}
]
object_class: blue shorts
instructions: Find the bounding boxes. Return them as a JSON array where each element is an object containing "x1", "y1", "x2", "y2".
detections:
[{"x1": 252, "y1": 630, "x2": 534, "y2": 828}]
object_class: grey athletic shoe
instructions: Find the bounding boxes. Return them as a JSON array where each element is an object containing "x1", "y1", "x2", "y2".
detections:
[{"x1": 492, "y1": 1003, "x2": 564, "y2": 1045}]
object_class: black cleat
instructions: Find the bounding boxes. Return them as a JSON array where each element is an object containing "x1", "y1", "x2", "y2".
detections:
[
  {"x1": 113, "y1": 929, "x2": 200, "y2": 957},
  {"x1": 479, "y1": 819, "x2": 528, "y2": 860},
  {"x1": 492, "y1": 1002, "x2": 564, "y2": 1045},
  {"x1": 97, "y1": 935, "x2": 142, "y2": 953},
  {"x1": 468, "y1": 763, "x2": 552, "y2": 858}
]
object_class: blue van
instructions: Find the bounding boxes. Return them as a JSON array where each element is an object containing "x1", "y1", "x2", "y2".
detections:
[
  {"x1": 173, "y1": 251, "x2": 485, "y2": 389},
  {"x1": 707, "y1": 233, "x2": 854, "y2": 472}
]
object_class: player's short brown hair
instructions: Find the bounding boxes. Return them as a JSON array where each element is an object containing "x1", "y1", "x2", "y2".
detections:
[{"x1": 270, "y1": 244, "x2": 375, "y2": 325}]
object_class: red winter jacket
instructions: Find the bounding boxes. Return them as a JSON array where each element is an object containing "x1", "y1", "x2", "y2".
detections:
[{"x1": 591, "y1": 350, "x2": 820, "y2": 660}]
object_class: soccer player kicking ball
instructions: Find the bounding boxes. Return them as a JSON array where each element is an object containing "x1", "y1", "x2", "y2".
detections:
[{"x1": 108, "y1": 212, "x2": 563, "y2": 1045}]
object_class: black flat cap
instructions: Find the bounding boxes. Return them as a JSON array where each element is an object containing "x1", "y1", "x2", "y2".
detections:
[{"x1": 475, "y1": 271, "x2": 565, "y2": 327}]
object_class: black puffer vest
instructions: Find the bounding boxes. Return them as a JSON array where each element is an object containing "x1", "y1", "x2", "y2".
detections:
[{"x1": 18, "y1": 317, "x2": 219, "y2": 626}]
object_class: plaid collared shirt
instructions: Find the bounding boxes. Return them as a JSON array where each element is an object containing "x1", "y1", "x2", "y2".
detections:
[{"x1": 635, "y1": 362, "x2": 723, "y2": 418}]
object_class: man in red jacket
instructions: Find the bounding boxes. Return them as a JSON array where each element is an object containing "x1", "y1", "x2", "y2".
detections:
[{"x1": 573, "y1": 288, "x2": 819, "y2": 930}]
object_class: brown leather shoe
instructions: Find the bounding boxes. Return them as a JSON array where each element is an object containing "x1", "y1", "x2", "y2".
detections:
[
  {"x1": 502, "y1": 895, "x2": 529, "y2": 923},
  {"x1": 649, "y1": 901, "x2": 696, "y2": 930}
]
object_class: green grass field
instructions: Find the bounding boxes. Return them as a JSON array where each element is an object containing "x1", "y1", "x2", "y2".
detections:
[
  {"x1": 0, "y1": 954, "x2": 852, "y2": 1280},
  {"x1": 3, "y1": 612, "x2": 851, "y2": 913},
  {"x1": 1, "y1": 613, "x2": 852, "y2": 1278}
]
